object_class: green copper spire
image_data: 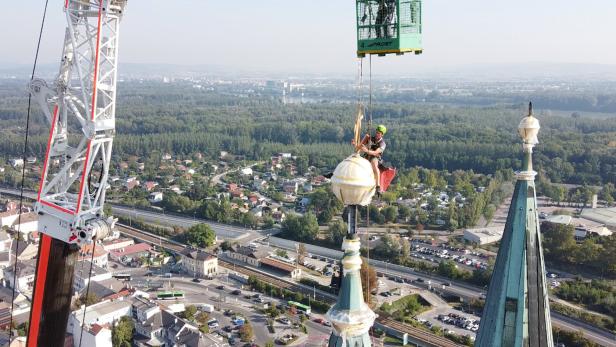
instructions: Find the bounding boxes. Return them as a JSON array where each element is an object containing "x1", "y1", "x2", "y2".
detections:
[
  {"x1": 475, "y1": 103, "x2": 553, "y2": 347},
  {"x1": 326, "y1": 206, "x2": 376, "y2": 347}
]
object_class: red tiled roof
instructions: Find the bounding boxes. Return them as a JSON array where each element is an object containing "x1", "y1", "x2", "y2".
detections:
[
  {"x1": 79, "y1": 244, "x2": 108, "y2": 258},
  {"x1": 89, "y1": 323, "x2": 105, "y2": 336},
  {"x1": 110, "y1": 243, "x2": 151, "y2": 257},
  {"x1": 260, "y1": 257, "x2": 297, "y2": 273}
]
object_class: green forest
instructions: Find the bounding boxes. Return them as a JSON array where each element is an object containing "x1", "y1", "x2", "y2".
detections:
[{"x1": 1, "y1": 79, "x2": 615, "y2": 186}]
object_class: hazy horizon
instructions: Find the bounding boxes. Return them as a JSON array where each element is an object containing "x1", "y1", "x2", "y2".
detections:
[{"x1": 3, "y1": 1, "x2": 616, "y2": 77}]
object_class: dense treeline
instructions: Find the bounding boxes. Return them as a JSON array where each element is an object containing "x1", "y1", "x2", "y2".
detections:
[
  {"x1": 542, "y1": 222, "x2": 616, "y2": 277},
  {"x1": 1, "y1": 80, "x2": 615, "y2": 185}
]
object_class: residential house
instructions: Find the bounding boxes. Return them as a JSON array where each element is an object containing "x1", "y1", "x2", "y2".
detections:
[
  {"x1": 10, "y1": 242, "x2": 38, "y2": 262},
  {"x1": 28, "y1": 231, "x2": 40, "y2": 244},
  {"x1": 102, "y1": 238, "x2": 134, "y2": 252},
  {"x1": 134, "y1": 305, "x2": 204, "y2": 347},
  {"x1": 133, "y1": 297, "x2": 166, "y2": 346},
  {"x1": 73, "y1": 260, "x2": 112, "y2": 292},
  {"x1": 9, "y1": 159, "x2": 24, "y2": 168},
  {"x1": 283, "y1": 181, "x2": 298, "y2": 194},
  {"x1": 79, "y1": 243, "x2": 109, "y2": 268},
  {"x1": 311, "y1": 175, "x2": 329, "y2": 186},
  {"x1": 254, "y1": 179, "x2": 268, "y2": 191},
  {"x1": 3, "y1": 259, "x2": 36, "y2": 293},
  {"x1": 149, "y1": 192, "x2": 163, "y2": 203},
  {"x1": 272, "y1": 210, "x2": 286, "y2": 223},
  {"x1": 75, "y1": 323, "x2": 112, "y2": 347},
  {"x1": 81, "y1": 278, "x2": 127, "y2": 300},
  {"x1": 10, "y1": 212, "x2": 38, "y2": 240},
  {"x1": 179, "y1": 248, "x2": 218, "y2": 278},
  {"x1": 0, "y1": 252, "x2": 10, "y2": 278},
  {"x1": 68, "y1": 300, "x2": 132, "y2": 347},
  {"x1": 144, "y1": 181, "x2": 159, "y2": 192},
  {"x1": 0, "y1": 210, "x2": 19, "y2": 230},
  {"x1": 0, "y1": 287, "x2": 29, "y2": 316},
  {"x1": 162, "y1": 153, "x2": 172, "y2": 161},
  {"x1": 109, "y1": 243, "x2": 153, "y2": 265},
  {"x1": 124, "y1": 177, "x2": 140, "y2": 191},
  {"x1": 240, "y1": 167, "x2": 253, "y2": 176},
  {"x1": 0, "y1": 200, "x2": 18, "y2": 212},
  {"x1": 0, "y1": 302, "x2": 11, "y2": 330},
  {"x1": 0, "y1": 231, "x2": 11, "y2": 252}
]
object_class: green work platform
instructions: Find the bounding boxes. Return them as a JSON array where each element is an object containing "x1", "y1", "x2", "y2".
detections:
[{"x1": 356, "y1": 0, "x2": 423, "y2": 57}]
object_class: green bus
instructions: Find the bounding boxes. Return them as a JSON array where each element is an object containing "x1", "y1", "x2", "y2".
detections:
[
  {"x1": 288, "y1": 301, "x2": 311, "y2": 315},
  {"x1": 156, "y1": 291, "x2": 185, "y2": 300}
]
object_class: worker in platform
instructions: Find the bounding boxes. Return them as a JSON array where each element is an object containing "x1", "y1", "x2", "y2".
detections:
[
  {"x1": 355, "y1": 124, "x2": 387, "y2": 194},
  {"x1": 375, "y1": 0, "x2": 396, "y2": 38}
]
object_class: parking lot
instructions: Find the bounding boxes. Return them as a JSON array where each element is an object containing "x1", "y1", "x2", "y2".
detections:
[{"x1": 417, "y1": 307, "x2": 480, "y2": 340}]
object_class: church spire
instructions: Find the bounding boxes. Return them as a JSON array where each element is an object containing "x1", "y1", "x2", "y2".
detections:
[{"x1": 475, "y1": 103, "x2": 553, "y2": 347}]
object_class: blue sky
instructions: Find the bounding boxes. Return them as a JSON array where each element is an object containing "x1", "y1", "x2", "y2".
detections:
[{"x1": 2, "y1": 0, "x2": 616, "y2": 74}]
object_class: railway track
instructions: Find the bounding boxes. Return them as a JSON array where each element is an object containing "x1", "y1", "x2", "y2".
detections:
[
  {"x1": 117, "y1": 223, "x2": 335, "y2": 303},
  {"x1": 377, "y1": 317, "x2": 463, "y2": 347},
  {"x1": 119, "y1": 223, "x2": 466, "y2": 346}
]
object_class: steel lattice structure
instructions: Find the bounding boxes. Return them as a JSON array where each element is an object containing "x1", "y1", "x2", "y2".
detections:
[{"x1": 29, "y1": 0, "x2": 127, "y2": 244}]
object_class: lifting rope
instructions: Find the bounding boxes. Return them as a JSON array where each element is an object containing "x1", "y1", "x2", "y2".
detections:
[{"x1": 9, "y1": 0, "x2": 50, "y2": 342}]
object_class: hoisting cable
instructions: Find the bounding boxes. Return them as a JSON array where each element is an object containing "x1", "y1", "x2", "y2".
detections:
[
  {"x1": 78, "y1": 248, "x2": 97, "y2": 347},
  {"x1": 368, "y1": 54, "x2": 373, "y2": 131},
  {"x1": 9, "y1": 0, "x2": 50, "y2": 342}
]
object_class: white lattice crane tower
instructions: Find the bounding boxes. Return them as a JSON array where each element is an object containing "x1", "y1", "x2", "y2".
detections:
[{"x1": 26, "y1": 1, "x2": 127, "y2": 346}]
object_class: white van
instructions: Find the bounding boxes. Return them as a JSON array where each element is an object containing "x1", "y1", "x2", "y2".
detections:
[{"x1": 200, "y1": 304, "x2": 214, "y2": 313}]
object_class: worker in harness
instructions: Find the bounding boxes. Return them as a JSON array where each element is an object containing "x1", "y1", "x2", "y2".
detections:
[{"x1": 355, "y1": 124, "x2": 387, "y2": 194}]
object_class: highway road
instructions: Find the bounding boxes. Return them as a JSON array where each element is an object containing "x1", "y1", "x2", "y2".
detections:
[
  {"x1": 111, "y1": 205, "x2": 260, "y2": 241},
  {"x1": 0, "y1": 187, "x2": 266, "y2": 243}
]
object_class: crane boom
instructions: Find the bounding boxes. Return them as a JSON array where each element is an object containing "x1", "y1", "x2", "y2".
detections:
[{"x1": 26, "y1": 1, "x2": 127, "y2": 346}]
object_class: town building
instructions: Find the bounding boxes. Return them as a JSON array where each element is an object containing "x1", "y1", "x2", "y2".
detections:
[
  {"x1": 77, "y1": 323, "x2": 112, "y2": 347},
  {"x1": 464, "y1": 226, "x2": 504, "y2": 245},
  {"x1": 73, "y1": 260, "x2": 113, "y2": 292},
  {"x1": 68, "y1": 299, "x2": 132, "y2": 347},
  {"x1": 260, "y1": 257, "x2": 301, "y2": 279},
  {"x1": 227, "y1": 245, "x2": 269, "y2": 267},
  {"x1": 3, "y1": 259, "x2": 36, "y2": 293},
  {"x1": 102, "y1": 237, "x2": 135, "y2": 252},
  {"x1": 109, "y1": 243, "x2": 153, "y2": 265},
  {"x1": 0, "y1": 231, "x2": 12, "y2": 252},
  {"x1": 9, "y1": 159, "x2": 24, "y2": 168},
  {"x1": 132, "y1": 296, "x2": 206, "y2": 347},
  {"x1": 79, "y1": 243, "x2": 109, "y2": 268},
  {"x1": 10, "y1": 212, "x2": 38, "y2": 240},
  {"x1": 179, "y1": 248, "x2": 218, "y2": 278},
  {"x1": 149, "y1": 192, "x2": 163, "y2": 203}
]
